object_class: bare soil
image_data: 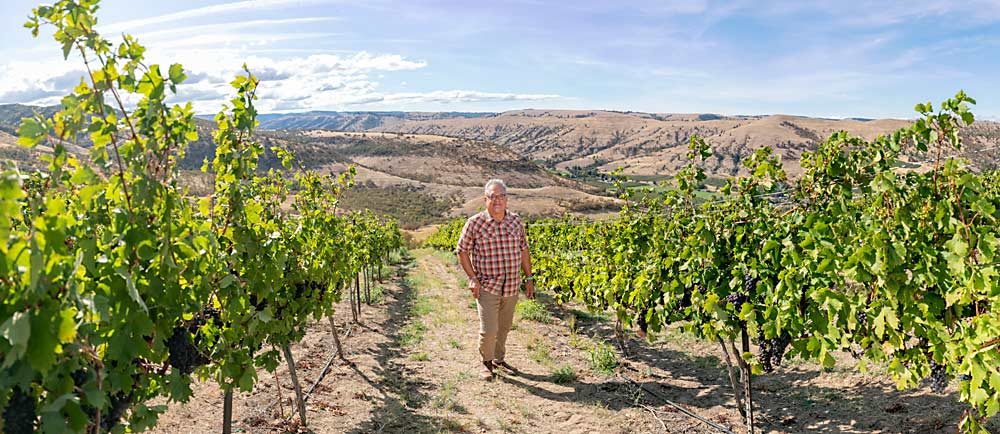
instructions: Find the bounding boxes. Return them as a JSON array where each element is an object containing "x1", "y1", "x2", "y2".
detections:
[{"x1": 152, "y1": 249, "x2": 997, "y2": 434}]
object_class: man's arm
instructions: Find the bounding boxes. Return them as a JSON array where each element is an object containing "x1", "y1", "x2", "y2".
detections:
[
  {"x1": 456, "y1": 217, "x2": 480, "y2": 298},
  {"x1": 521, "y1": 247, "x2": 535, "y2": 299},
  {"x1": 458, "y1": 250, "x2": 480, "y2": 298}
]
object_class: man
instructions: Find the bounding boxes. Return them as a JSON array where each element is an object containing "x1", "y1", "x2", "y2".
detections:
[{"x1": 456, "y1": 179, "x2": 535, "y2": 380}]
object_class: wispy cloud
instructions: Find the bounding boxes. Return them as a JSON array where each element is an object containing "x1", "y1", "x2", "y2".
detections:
[
  {"x1": 137, "y1": 17, "x2": 341, "y2": 40},
  {"x1": 382, "y1": 90, "x2": 561, "y2": 104},
  {"x1": 3, "y1": 0, "x2": 999, "y2": 116},
  {"x1": 98, "y1": 0, "x2": 339, "y2": 33},
  {"x1": 153, "y1": 32, "x2": 341, "y2": 50}
]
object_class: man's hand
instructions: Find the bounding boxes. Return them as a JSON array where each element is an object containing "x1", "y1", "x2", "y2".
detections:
[
  {"x1": 525, "y1": 281, "x2": 535, "y2": 299},
  {"x1": 468, "y1": 278, "x2": 480, "y2": 298}
]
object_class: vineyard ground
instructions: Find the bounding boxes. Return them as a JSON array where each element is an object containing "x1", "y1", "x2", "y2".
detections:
[{"x1": 151, "y1": 249, "x2": 997, "y2": 433}]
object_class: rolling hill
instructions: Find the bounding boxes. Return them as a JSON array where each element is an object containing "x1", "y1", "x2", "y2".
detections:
[
  {"x1": 258, "y1": 108, "x2": 1000, "y2": 179},
  {"x1": 0, "y1": 105, "x2": 617, "y2": 228},
  {"x1": 7, "y1": 103, "x2": 999, "y2": 227}
]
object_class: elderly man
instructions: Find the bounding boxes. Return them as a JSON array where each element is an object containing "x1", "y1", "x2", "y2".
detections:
[{"x1": 456, "y1": 179, "x2": 535, "y2": 380}]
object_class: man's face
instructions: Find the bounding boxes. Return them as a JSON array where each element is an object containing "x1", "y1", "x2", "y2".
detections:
[{"x1": 485, "y1": 185, "x2": 507, "y2": 215}]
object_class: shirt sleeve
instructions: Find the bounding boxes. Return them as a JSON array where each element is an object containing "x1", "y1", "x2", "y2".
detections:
[{"x1": 456, "y1": 216, "x2": 477, "y2": 255}]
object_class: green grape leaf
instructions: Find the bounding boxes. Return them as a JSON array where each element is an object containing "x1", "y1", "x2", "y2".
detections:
[
  {"x1": 1, "y1": 311, "x2": 31, "y2": 362},
  {"x1": 168, "y1": 63, "x2": 186, "y2": 84},
  {"x1": 58, "y1": 308, "x2": 77, "y2": 343},
  {"x1": 27, "y1": 309, "x2": 58, "y2": 372},
  {"x1": 116, "y1": 267, "x2": 149, "y2": 312},
  {"x1": 17, "y1": 117, "x2": 48, "y2": 147}
]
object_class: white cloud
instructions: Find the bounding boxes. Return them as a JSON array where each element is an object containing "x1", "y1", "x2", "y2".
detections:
[
  {"x1": 0, "y1": 60, "x2": 82, "y2": 105},
  {"x1": 148, "y1": 51, "x2": 556, "y2": 113},
  {"x1": 0, "y1": 47, "x2": 520, "y2": 113}
]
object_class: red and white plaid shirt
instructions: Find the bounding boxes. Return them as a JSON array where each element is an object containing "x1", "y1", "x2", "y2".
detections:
[{"x1": 456, "y1": 211, "x2": 529, "y2": 297}]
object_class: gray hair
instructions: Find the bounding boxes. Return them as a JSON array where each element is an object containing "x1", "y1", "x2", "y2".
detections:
[{"x1": 484, "y1": 179, "x2": 507, "y2": 195}]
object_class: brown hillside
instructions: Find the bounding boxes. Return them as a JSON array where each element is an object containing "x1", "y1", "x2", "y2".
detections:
[
  {"x1": 0, "y1": 108, "x2": 618, "y2": 228},
  {"x1": 293, "y1": 131, "x2": 619, "y2": 226},
  {"x1": 371, "y1": 110, "x2": 1000, "y2": 179},
  {"x1": 299, "y1": 131, "x2": 584, "y2": 189}
]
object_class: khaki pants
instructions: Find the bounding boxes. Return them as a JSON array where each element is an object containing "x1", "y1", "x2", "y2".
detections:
[{"x1": 477, "y1": 290, "x2": 518, "y2": 362}]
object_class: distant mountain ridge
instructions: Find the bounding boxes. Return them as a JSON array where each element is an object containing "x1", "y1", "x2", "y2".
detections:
[
  {"x1": 0, "y1": 104, "x2": 616, "y2": 227},
  {"x1": 253, "y1": 111, "x2": 495, "y2": 131},
  {"x1": 250, "y1": 108, "x2": 1000, "y2": 178},
  {"x1": 8, "y1": 103, "x2": 1000, "y2": 181}
]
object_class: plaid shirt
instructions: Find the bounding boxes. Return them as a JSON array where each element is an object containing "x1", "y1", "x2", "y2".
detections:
[{"x1": 456, "y1": 211, "x2": 529, "y2": 297}]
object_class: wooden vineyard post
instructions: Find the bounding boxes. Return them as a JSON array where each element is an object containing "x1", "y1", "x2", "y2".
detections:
[
  {"x1": 365, "y1": 266, "x2": 371, "y2": 304},
  {"x1": 740, "y1": 327, "x2": 755, "y2": 434},
  {"x1": 717, "y1": 337, "x2": 746, "y2": 419},
  {"x1": 328, "y1": 316, "x2": 346, "y2": 360},
  {"x1": 222, "y1": 388, "x2": 233, "y2": 434},
  {"x1": 281, "y1": 345, "x2": 308, "y2": 426}
]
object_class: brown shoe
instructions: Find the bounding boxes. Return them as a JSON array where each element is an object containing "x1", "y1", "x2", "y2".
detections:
[
  {"x1": 494, "y1": 360, "x2": 518, "y2": 373},
  {"x1": 480, "y1": 360, "x2": 495, "y2": 380}
]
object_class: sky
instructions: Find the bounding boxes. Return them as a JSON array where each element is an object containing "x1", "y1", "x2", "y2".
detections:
[{"x1": 0, "y1": 0, "x2": 998, "y2": 119}]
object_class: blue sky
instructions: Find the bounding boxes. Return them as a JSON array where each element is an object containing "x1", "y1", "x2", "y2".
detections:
[{"x1": 1, "y1": 0, "x2": 998, "y2": 119}]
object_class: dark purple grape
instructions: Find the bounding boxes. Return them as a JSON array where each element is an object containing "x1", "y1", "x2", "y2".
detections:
[
  {"x1": 927, "y1": 362, "x2": 948, "y2": 393},
  {"x1": 756, "y1": 331, "x2": 792, "y2": 373},
  {"x1": 2, "y1": 387, "x2": 36, "y2": 434},
  {"x1": 100, "y1": 392, "x2": 132, "y2": 431},
  {"x1": 726, "y1": 292, "x2": 747, "y2": 310},
  {"x1": 166, "y1": 327, "x2": 209, "y2": 375},
  {"x1": 70, "y1": 369, "x2": 90, "y2": 387},
  {"x1": 856, "y1": 311, "x2": 868, "y2": 326}
]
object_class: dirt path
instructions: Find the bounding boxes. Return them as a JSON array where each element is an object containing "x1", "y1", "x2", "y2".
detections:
[
  {"x1": 371, "y1": 249, "x2": 681, "y2": 434},
  {"x1": 152, "y1": 249, "x2": 995, "y2": 434}
]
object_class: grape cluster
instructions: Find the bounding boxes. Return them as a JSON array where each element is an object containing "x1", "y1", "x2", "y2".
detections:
[
  {"x1": 679, "y1": 289, "x2": 692, "y2": 308},
  {"x1": 166, "y1": 306, "x2": 219, "y2": 374},
  {"x1": 2, "y1": 387, "x2": 36, "y2": 434},
  {"x1": 855, "y1": 310, "x2": 868, "y2": 326},
  {"x1": 927, "y1": 361, "x2": 949, "y2": 393},
  {"x1": 757, "y1": 332, "x2": 792, "y2": 373},
  {"x1": 70, "y1": 369, "x2": 91, "y2": 388},
  {"x1": 637, "y1": 313, "x2": 649, "y2": 335},
  {"x1": 726, "y1": 292, "x2": 747, "y2": 310},
  {"x1": 249, "y1": 293, "x2": 268, "y2": 310},
  {"x1": 743, "y1": 275, "x2": 759, "y2": 293},
  {"x1": 166, "y1": 327, "x2": 209, "y2": 375},
  {"x1": 198, "y1": 306, "x2": 221, "y2": 326},
  {"x1": 99, "y1": 392, "x2": 133, "y2": 432}
]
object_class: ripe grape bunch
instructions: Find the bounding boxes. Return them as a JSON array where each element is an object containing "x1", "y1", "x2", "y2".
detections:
[
  {"x1": 726, "y1": 292, "x2": 747, "y2": 310},
  {"x1": 166, "y1": 306, "x2": 220, "y2": 374},
  {"x1": 99, "y1": 392, "x2": 133, "y2": 432},
  {"x1": 637, "y1": 313, "x2": 649, "y2": 335},
  {"x1": 927, "y1": 361, "x2": 949, "y2": 393},
  {"x1": 1, "y1": 387, "x2": 36, "y2": 434},
  {"x1": 757, "y1": 332, "x2": 792, "y2": 373}
]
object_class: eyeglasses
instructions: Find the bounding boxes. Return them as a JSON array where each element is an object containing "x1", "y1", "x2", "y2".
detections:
[{"x1": 486, "y1": 193, "x2": 508, "y2": 200}]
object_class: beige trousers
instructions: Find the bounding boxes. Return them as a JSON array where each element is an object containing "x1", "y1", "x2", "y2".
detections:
[{"x1": 477, "y1": 290, "x2": 518, "y2": 362}]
